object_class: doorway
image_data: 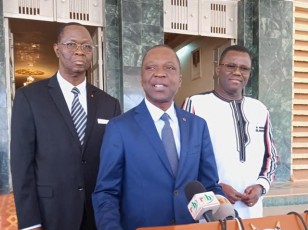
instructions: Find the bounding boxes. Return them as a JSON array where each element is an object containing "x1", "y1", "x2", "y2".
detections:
[
  {"x1": 6, "y1": 18, "x2": 101, "y2": 93},
  {"x1": 164, "y1": 32, "x2": 232, "y2": 105}
]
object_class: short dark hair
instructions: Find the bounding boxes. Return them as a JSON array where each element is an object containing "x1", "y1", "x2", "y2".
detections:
[
  {"x1": 141, "y1": 44, "x2": 181, "y2": 69},
  {"x1": 56, "y1": 22, "x2": 87, "y2": 43},
  {"x1": 219, "y1": 45, "x2": 252, "y2": 64}
]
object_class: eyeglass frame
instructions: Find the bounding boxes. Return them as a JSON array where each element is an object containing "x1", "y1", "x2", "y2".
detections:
[
  {"x1": 219, "y1": 63, "x2": 253, "y2": 75},
  {"x1": 58, "y1": 41, "x2": 96, "y2": 53}
]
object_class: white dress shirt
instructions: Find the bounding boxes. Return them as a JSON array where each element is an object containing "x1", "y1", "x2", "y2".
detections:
[
  {"x1": 144, "y1": 98, "x2": 181, "y2": 157},
  {"x1": 57, "y1": 72, "x2": 87, "y2": 114}
]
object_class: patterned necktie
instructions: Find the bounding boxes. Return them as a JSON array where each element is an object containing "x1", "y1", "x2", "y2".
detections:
[
  {"x1": 71, "y1": 87, "x2": 87, "y2": 145},
  {"x1": 161, "y1": 113, "x2": 179, "y2": 176}
]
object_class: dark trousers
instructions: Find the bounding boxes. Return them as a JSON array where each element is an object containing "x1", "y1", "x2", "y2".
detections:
[{"x1": 80, "y1": 206, "x2": 97, "y2": 230}]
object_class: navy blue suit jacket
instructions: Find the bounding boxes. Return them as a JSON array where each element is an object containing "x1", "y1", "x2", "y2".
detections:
[{"x1": 92, "y1": 100, "x2": 224, "y2": 230}]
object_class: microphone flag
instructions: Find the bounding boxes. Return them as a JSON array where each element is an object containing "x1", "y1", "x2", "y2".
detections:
[{"x1": 187, "y1": 191, "x2": 220, "y2": 220}]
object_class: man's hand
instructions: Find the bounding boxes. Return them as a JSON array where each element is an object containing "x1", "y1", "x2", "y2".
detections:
[
  {"x1": 220, "y1": 183, "x2": 245, "y2": 204},
  {"x1": 242, "y1": 184, "x2": 263, "y2": 207}
]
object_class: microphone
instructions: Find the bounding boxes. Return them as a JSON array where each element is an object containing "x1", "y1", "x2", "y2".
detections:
[
  {"x1": 212, "y1": 194, "x2": 235, "y2": 221},
  {"x1": 184, "y1": 180, "x2": 220, "y2": 222}
]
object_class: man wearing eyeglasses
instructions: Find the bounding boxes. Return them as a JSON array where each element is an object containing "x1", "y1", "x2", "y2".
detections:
[
  {"x1": 10, "y1": 22, "x2": 121, "y2": 230},
  {"x1": 182, "y1": 45, "x2": 278, "y2": 219}
]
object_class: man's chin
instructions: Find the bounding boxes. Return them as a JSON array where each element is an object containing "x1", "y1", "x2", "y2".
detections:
[{"x1": 72, "y1": 68, "x2": 87, "y2": 75}]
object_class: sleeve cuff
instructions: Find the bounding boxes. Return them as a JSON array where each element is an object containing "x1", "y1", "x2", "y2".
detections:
[
  {"x1": 21, "y1": 224, "x2": 42, "y2": 230},
  {"x1": 257, "y1": 177, "x2": 270, "y2": 195}
]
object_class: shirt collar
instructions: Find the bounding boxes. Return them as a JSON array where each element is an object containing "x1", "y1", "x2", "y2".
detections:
[
  {"x1": 57, "y1": 72, "x2": 87, "y2": 95},
  {"x1": 144, "y1": 98, "x2": 177, "y2": 122}
]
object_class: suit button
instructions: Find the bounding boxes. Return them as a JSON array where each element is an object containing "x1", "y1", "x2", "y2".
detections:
[
  {"x1": 173, "y1": 190, "x2": 179, "y2": 196},
  {"x1": 81, "y1": 160, "x2": 87, "y2": 164},
  {"x1": 78, "y1": 186, "x2": 84, "y2": 191}
]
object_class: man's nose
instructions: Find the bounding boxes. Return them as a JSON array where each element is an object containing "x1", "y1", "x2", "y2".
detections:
[
  {"x1": 74, "y1": 45, "x2": 86, "y2": 54},
  {"x1": 232, "y1": 66, "x2": 242, "y2": 75},
  {"x1": 154, "y1": 68, "x2": 166, "y2": 77}
]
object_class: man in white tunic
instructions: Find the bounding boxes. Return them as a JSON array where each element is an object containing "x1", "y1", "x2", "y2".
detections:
[{"x1": 183, "y1": 45, "x2": 278, "y2": 219}]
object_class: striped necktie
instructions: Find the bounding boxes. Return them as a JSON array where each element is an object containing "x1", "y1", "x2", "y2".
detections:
[
  {"x1": 71, "y1": 87, "x2": 87, "y2": 145},
  {"x1": 161, "y1": 113, "x2": 179, "y2": 176}
]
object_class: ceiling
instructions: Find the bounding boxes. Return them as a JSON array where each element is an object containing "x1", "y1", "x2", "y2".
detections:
[
  {"x1": 9, "y1": 18, "x2": 191, "y2": 88},
  {"x1": 164, "y1": 32, "x2": 196, "y2": 50}
]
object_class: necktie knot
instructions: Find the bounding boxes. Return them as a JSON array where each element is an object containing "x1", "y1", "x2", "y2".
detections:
[
  {"x1": 161, "y1": 113, "x2": 170, "y2": 125},
  {"x1": 71, "y1": 87, "x2": 80, "y2": 95}
]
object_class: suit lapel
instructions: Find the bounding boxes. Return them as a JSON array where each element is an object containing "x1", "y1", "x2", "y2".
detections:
[
  {"x1": 135, "y1": 101, "x2": 174, "y2": 176},
  {"x1": 175, "y1": 107, "x2": 190, "y2": 177},
  {"x1": 82, "y1": 84, "x2": 97, "y2": 150},
  {"x1": 48, "y1": 75, "x2": 80, "y2": 144}
]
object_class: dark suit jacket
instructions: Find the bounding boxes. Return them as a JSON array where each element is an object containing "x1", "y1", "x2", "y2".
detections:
[
  {"x1": 92, "y1": 100, "x2": 224, "y2": 230},
  {"x1": 10, "y1": 74, "x2": 121, "y2": 230}
]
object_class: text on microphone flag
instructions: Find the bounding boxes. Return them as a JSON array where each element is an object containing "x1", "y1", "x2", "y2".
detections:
[{"x1": 187, "y1": 191, "x2": 220, "y2": 220}]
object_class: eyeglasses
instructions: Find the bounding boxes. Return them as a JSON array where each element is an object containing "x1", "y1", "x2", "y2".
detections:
[
  {"x1": 219, "y1": 63, "x2": 252, "y2": 75},
  {"x1": 58, "y1": 41, "x2": 95, "y2": 53}
]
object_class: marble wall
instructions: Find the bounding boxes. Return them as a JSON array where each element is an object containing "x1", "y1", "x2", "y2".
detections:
[
  {"x1": 0, "y1": 0, "x2": 10, "y2": 194},
  {"x1": 122, "y1": 0, "x2": 164, "y2": 111},
  {"x1": 105, "y1": 0, "x2": 123, "y2": 106},
  {"x1": 105, "y1": 0, "x2": 164, "y2": 112},
  {"x1": 238, "y1": 0, "x2": 293, "y2": 181},
  {"x1": 121, "y1": 0, "x2": 164, "y2": 111}
]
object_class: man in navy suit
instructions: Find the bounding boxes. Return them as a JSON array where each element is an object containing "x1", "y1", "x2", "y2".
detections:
[
  {"x1": 10, "y1": 22, "x2": 121, "y2": 230},
  {"x1": 92, "y1": 45, "x2": 224, "y2": 230}
]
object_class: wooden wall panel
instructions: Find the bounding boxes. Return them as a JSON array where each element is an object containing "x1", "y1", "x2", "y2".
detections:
[{"x1": 292, "y1": 1, "x2": 308, "y2": 181}]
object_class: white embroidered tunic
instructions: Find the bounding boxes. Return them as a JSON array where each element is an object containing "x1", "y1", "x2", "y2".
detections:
[{"x1": 183, "y1": 91, "x2": 278, "y2": 218}]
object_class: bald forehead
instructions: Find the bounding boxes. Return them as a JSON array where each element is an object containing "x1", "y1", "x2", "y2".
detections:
[
  {"x1": 142, "y1": 46, "x2": 180, "y2": 67},
  {"x1": 58, "y1": 25, "x2": 91, "y2": 42}
]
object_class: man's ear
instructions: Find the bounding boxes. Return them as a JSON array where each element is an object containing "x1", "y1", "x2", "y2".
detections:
[
  {"x1": 179, "y1": 75, "x2": 182, "y2": 87},
  {"x1": 215, "y1": 65, "x2": 220, "y2": 76},
  {"x1": 53, "y1": 43, "x2": 60, "y2": 58}
]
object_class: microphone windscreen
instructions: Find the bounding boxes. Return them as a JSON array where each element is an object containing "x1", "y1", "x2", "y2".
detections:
[
  {"x1": 213, "y1": 194, "x2": 235, "y2": 221},
  {"x1": 184, "y1": 180, "x2": 207, "y2": 201}
]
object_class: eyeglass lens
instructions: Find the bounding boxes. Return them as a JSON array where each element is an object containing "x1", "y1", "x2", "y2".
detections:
[
  {"x1": 221, "y1": 63, "x2": 251, "y2": 74},
  {"x1": 61, "y1": 42, "x2": 94, "y2": 53}
]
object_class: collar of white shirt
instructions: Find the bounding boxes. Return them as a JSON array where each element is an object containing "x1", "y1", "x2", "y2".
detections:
[{"x1": 144, "y1": 98, "x2": 177, "y2": 123}]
